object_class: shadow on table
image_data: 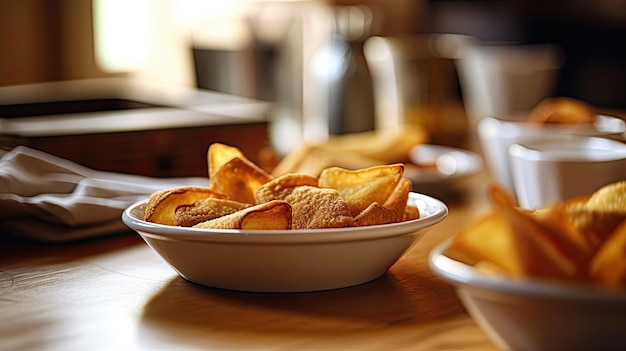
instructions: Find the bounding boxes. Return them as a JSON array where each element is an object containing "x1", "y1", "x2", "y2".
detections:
[
  {"x1": 139, "y1": 261, "x2": 466, "y2": 340},
  {"x1": 0, "y1": 231, "x2": 142, "y2": 265}
]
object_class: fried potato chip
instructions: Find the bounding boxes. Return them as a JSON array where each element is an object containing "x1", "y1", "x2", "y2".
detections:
[
  {"x1": 584, "y1": 180, "x2": 626, "y2": 213},
  {"x1": 527, "y1": 97, "x2": 596, "y2": 125},
  {"x1": 145, "y1": 186, "x2": 226, "y2": 225},
  {"x1": 384, "y1": 177, "x2": 413, "y2": 217},
  {"x1": 174, "y1": 198, "x2": 251, "y2": 227},
  {"x1": 354, "y1": 203, "x2": 391, "y2": 227},
  {"x1": 354, "y1": 178, "x2": 412, "y2": 226},
  {"x1": 271, "y1": 146, "x2": 397, "y2": 177},
  {"x1": 255, "y1": 176, "x2": 354, "y2": 229},
  {"x1": 254, "y1": 173, "x2": 318, "y2": 199},
  {"x1": 209, "y1": 157, "x2": 273, "y2": 204},
  {"x1": 530, "y1": 205, "x2": 597, "y2": 255},
  {"x1": 403, "y1": 204, "x2": 420, "y2": 221},
  {"x1": 559, "y1": 182, "x2": 626, "y2": 248},
  {"x1": 490, "y1": 185, "x2": 593, "y2": 279},
  {"x1": 319, "y1": 164, "x2": 404, "y2": 217},
  {"x1": 447, "y1": 180, "x2": 626, "y2": 288},
  {"x1": 316, "y1": 125, "x2": 430, "y2": 164},
  {"x1": 270, "y1": 144, "x2": 318, "y2": 177},
  {"x1": 590, "y1": 221, "x2": 626, "y2": 288},
  {"x1": 559, "y1": 205, "x2": 625, "y2": 250},
  {"x1": 208, "y1": 143, "x2": 246, "y2": 180},
  {"x1": 444, "y1": 211, "x2": 522, "y2": 275},
  {"x1": 147, "y1": 142, "x2": 425, "y2": 232},
  {"x1": 193, "y1": 200, "x2": 292, "y2": 230},
  {"x1": 578, "y1": 182, "x2": 626, "y2": 287},
  {"x1": 271, "y1": 125, "x2": 430, "y2": 176}
]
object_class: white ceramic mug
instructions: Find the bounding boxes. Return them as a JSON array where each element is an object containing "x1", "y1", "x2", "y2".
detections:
[
  {"x1": 508, "y1": 136, "x2": 626, "y2": 209},
  {"x1": 477, "y1": 115, "x2": 626, "y2": 194}
]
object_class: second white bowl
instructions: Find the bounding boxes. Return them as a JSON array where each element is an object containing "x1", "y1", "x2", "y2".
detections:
[{"x1": 430, "y1": 238, "x2": 626, "y2": 351}]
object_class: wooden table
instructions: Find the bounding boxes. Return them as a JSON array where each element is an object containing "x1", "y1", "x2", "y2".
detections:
[{"x1": 0, "y1": 171, "x2": 499, "y2": 351}]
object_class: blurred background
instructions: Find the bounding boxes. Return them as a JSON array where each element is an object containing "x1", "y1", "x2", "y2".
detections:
[{"x1": 1, "y1": 0, "x2": 625, "y2": 177}]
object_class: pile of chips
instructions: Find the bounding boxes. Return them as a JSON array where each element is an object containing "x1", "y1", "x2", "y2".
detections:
[
  {"x1": 144, "y1": 143, "x2": 420, "y2": 230},
  {"x1": 445, "y1": 181, "x2": 626, "y2": 288}
]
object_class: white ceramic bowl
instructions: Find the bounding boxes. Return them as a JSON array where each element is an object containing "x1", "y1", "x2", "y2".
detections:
[
  {"x1": 122, "y1": 192, "x2": 447, "y2": 292},
  {"x1": 407, "y1": 144, "x2": 483, "y2": 195},
  {"x1": 477, "y1": 115, "x2": 626, "y2": 193},
  {"x1": 429, "y1": 239, "x2": 626, "y2": 351}
]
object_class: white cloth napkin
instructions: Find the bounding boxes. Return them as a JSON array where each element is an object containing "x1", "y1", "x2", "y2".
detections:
[{"x1": 0, "y1": 146, "x2": 209, "y2": 242}]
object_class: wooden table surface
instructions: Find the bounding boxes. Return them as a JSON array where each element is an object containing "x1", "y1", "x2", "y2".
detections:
[{"x1": 0, "y1": 171, "x2": 499, "y2": 351}]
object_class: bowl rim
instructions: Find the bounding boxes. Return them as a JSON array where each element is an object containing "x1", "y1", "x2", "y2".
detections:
[
  {"x1": 481, "y1": 114, "x2": 626, "y2": 135},
  {"x1": 509, "y1": 136, "x2": 626, "y2": 162},
  {"x1": 408, "y1": 144, "x2": 484, "y2": 183},
  {"x1": 122, "y1": 192, "x2": 448, "y2": 244},
  {"x1": 429, "y1": 238, "x2": 626, "y2": 302}
]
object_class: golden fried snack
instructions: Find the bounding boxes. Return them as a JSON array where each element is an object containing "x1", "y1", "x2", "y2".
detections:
[
  {"x1": 144, "y1": 186, "x2": 226, "y2": 225},
  {"x1": 271, "y1": 125, "x2": 429, "y2": 177},
  {"x1": 527, "y1": 97, "x2": 596, "y2": 125},
  {"x1": 446, "y1": 182, "x2": 626, "y2": 287},
  {"x1": 146, "y1": 143, "x2": 421, "y2": 231},
  {"x1": 529, "y1": 205, "x2": 597, "y2": 255},
  {"x1": 255, "y1": 174, "x2": 354, "y2": 229},
  {"x1": 319, "y1": 164, "x2": 404, "y2": 217},
  {"x1": 585, "y1": 180, "x2": 626, "y2": 213},
  {"x1": 209, "y1": 157, "x2": 273, "y2": 204},
  {"x1": 558, "y1": 181, "x2": 626, "y2": 249},
  {"x1": 272, "y1": 145, "x2": 393, "y2": 178},
  {"x1": 208, "y1": 143, "x2": 246, "y2": 180},
  {"x1": 586, "y1": 182, "x2": 626, "y2": 287},
  {"x1": 316, "y1": 125, "x2": 429, "y2": 165},
  {"x1": 174, "y1": 198, "x2": 251, "y2": 227},
  {"x1": 354, "y1": 177, "x2": 413, "y2": 226},
  {"x1": 489, "y1": 185, "x2": 593, "y2": 279},
  {"x1": 590, "y1": 221, "x2": 626, "y2": 287},
  {"x1": 444, "y1": 211, "x2": 521, "y2": 274},
  {"x1": 270, "y1": 144, "x2": 318, "y2": 177},
  {"x1": 403, "y1": 204, "x2": 420, "y2": 221},
  {"x1": 559, "y1": 202, "x2": 625, "y2": 250},
  {"x1": 193, "y1": 200, "x2": 292, "y2": 230},
  {"x1": 254, "y1": 173, "x2": 319, "y2": 199}
]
